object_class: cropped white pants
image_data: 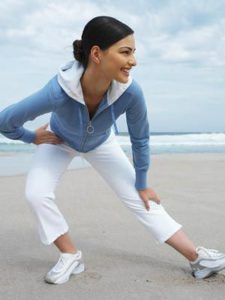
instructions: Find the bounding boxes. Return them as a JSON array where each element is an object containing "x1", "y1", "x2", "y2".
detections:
[{"x1": 25, "y1": 130, "x2": 182, "y2": 245}]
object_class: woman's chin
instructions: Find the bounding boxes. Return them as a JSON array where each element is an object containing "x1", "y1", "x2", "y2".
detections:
[{"x1": 114, "y1": 75, "x2": 130, "y2": 84}]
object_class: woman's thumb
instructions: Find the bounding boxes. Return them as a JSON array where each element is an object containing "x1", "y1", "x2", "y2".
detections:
[{"x1": 42, "y1": 123, "x2": 49, "y2": 130}]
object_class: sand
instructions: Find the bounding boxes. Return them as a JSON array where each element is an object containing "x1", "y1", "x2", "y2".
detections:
[{"x1": 1, "y1": 153, "x2": 225, "y2": 300}]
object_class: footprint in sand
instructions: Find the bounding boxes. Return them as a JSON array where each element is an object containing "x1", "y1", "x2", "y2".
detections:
[
  {"x1": 144, "y1": 273, "x2": 225, "y2": 286},
  {"x1": 74, "y1": 270, "x2": 102, "y2": 284}
]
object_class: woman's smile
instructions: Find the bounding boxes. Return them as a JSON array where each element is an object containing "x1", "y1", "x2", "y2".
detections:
[{"x1": 121, "y1": 68, "x2": 131, "y2": 76}]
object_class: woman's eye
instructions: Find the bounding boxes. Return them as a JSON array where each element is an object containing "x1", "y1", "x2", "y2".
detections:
[{"x1": 122, "y1": 51, "x2": 129, "y2": 54}]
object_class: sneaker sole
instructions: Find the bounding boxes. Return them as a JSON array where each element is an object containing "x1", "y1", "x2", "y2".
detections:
[{"x1": 193, "y1": 262, "x2": 225, "y2": 279}]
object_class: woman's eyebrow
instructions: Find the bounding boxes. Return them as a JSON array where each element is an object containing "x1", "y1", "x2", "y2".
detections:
[{"x1": 119, "y1": 46, "x2": 136, "y2": 51}]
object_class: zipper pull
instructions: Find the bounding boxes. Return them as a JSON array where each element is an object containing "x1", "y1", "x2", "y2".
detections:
[{"x1": 87, "y1": 121, "x2": 94, "y2": 134}]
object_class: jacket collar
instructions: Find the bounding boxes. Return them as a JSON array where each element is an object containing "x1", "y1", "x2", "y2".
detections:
[{"x1": 57, "y1": 60, "x2": 132, "y2": 106}]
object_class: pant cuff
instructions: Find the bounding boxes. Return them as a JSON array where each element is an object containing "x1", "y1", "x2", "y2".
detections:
[
  {"x1": 40, "y1": 227, "x2": 69, "y2": 245},
  {"x1": 156, "y1": 224, "x2": 183, "y2": 245}
]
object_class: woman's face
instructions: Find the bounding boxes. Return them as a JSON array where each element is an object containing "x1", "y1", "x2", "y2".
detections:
[{"x1": 98, "y1": 34, "x2": 137, "y2": 83}]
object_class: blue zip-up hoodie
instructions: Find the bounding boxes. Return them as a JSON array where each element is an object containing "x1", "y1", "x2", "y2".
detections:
[{"x1": 0, "y1": 60, "x2": 150, "y2": 190}]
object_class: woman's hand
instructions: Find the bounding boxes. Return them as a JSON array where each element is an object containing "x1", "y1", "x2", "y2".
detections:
[
  {"x1": 34, "y1": 123, "x2": 64, "y2": 145},
  {"x1": 138, "y1": 188, "x2": 160, "y2": 211}
]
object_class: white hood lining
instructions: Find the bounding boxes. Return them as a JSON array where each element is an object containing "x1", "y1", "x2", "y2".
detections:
[{"x1": 57, "y1": 60, "x2": 132, "y2": 105}]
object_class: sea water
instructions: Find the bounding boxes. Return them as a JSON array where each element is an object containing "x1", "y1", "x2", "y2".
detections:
[{"x1": 1, "y1": 132, "x2": 225, "y2": 176}]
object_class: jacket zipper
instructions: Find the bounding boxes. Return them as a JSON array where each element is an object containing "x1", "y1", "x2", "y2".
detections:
[
  {"x1": 80, "y1": 100, "x2": 110, "y2": 151},
  {"x1": 80, "y1": 105, "x2": 94, "y2": 151}
]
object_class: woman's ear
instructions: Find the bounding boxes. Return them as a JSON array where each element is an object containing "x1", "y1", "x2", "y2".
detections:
[{"x1": 90, "y1": 45, "x2": 102, "y2": 64}]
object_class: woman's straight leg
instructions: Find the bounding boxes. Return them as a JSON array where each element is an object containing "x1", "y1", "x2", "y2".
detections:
[
  {"x1": 83, "y1": 131, "x2": 182, "y2": 245},
  {"x1": 25, "y1": 143, "x2": 78, "y2": 246}
]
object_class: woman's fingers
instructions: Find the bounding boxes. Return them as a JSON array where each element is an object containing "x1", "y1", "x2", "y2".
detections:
[
  {"x1": 138, "y1": 188, "x2": 161, "y2": 211},
  {"x1": 42, "y1": 136, "x2": 63, "y2": 144},
  {"x1": 42, "y1": 123, "x2": 49, "y2": 130},
  {"x1": 149, "y1": 194, "x2": 161, "y2": 204},
  {"x1": 46, "y1": 133, "x2": 64, "y2": 144},
  {"x1": 34, "y1": 127, "x2": 63, "y2": 145},
  {"x1": 148, "y1": 190, "x2": 161, "y2": 204},
  {"x1": 142, "y1": 196, "x2": 150, "y2": 211}
]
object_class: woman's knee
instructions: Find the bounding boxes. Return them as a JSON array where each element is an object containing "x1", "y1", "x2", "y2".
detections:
[
  {"x1": 25, "y1": 168, "x2": 54, "y2": 202},
  {"x1": 25, "y1": 184, "x2": 41, "y2": 207},
  {"x1": 25, "y1": 178, "x2": 54, "y2": 209}
]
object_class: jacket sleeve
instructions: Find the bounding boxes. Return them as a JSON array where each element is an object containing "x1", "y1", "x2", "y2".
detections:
[
  {"x1": 0, "y1": 78, "x2": 59, "y2": 143},
  {"x1": 125, "y1": 82, "x2": 150, "y2": 191}
]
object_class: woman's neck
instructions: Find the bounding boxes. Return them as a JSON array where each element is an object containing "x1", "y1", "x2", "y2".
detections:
[{"x1": 80, "y1": 65, "x2": 111, "y2": 102}]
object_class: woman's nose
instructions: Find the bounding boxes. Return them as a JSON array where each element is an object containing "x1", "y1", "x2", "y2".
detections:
[{"x1": 129, "y1": 54, "x2": 137, "y2": 67}]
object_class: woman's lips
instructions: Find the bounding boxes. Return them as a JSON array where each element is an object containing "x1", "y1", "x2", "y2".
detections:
[{"x1": 121, "y1": 68, "x2": 130, "y2": 76}]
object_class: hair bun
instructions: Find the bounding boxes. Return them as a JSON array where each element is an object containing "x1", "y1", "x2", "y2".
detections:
[{"x1": 73, "y1": 39, "x2": 84, "y2": 62}]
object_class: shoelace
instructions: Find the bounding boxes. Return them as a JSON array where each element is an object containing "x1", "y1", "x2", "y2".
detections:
[
  {"x1": 53, "y1": 255, "x2": 66, "y2": 271},
  {"x1": 52, "y1": 251, "x2": 81, "y2": 272},
  {"x1": 197, "y1": 247, "x2": 220, "y2": 258}
]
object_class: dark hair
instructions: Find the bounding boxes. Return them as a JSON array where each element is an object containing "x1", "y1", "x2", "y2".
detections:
[{"x1": 73, "y1": 16, "x2": 134, "y2": 69}]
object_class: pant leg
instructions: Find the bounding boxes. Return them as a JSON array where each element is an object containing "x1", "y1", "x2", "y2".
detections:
[
  {"x1": 83, "y1": 131, "x2": 182, "y2": 244},
  {"x1": 25, "y1": 143, "x2": 77, "y2": 245}
]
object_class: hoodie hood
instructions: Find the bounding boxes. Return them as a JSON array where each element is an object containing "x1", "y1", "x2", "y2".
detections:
[{"x1": 57, "y1": 60, "x2": 133, "y2": 106}]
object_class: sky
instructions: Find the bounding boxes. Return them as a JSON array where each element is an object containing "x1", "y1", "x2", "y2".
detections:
[{"x1": 0, "y1": 0, "x2": 225, "y2": 133}]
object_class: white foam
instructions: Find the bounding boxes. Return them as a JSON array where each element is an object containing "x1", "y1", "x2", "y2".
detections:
[
  {"x1": 115, "y1": 133, "x2": 225, "y2": 147},
  {"x1": 1, "y1": 133, "x2": 225, "y2": 149}
]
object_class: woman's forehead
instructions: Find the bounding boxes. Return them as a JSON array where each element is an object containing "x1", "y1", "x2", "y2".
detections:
[{"x1": 113, "y1": 34, "x2": 136, "y2": 49}]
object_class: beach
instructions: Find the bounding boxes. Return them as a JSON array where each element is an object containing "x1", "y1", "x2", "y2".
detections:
[{"x1": 1, "y1": 153, "x2": 225, "y2": 300}]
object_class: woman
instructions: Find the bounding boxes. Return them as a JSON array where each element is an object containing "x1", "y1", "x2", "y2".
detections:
[{"x1": 0, "y1": 16, "x2": 225, "y2": 285}]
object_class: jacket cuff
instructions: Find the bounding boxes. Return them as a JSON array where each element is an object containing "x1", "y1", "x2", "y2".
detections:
[
  {"x1": 20, "y1": 129, "x2": 36, "y2": 143},
  {"x1": 135, "y1": 170, "x2": 148, "y2": 190}
]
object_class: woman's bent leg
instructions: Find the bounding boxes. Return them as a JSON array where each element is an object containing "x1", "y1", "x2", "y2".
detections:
[
  {"x1": 25, "y1": 143, "x2": 77, "y2": 246},
  {"x1": 84, "y1": 132, "x2": 182, "y2": 244}
]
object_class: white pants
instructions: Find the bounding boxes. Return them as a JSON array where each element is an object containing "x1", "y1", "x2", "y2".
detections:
[{"x1": 25, "y1": 131, "x2": 182, "y2": 245}]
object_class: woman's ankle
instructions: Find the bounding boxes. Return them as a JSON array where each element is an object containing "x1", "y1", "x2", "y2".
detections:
[
  {"x1": 188, "y1": 251, "x2": 198, "y2": 262},
  {"x1": 54, "y1": 233, "x2": 77, "y2": 254}
]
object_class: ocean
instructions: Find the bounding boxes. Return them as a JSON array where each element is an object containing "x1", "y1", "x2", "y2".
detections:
[
  {"x1": 2, "y1": 132, "x2": 225, "y2": 154},
  {"x1": 1, "y1": 132, "x2": 225, "y2": 176}
]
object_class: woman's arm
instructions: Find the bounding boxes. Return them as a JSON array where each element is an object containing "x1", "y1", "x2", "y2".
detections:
[
  {"x1": 126, "y1": 82, "x2": 160, "y2": 210},
  {"x1": 0, "y1": 78, "x2": 60, "y2": 143},
  {"x1": 125, "y1": 82, "x2": 150, "y2": 190}
]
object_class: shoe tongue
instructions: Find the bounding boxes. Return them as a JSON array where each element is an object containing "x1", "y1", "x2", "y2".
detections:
[
  {"x1": 61, "y1": 253, "x2": 75, "y2": 258},
  {"x1": 53, "y1": 252, "x2": 80, "y2": 272},
  {"x1": 54, "y1": 253, "x2": 75, "y2": 270},
  {"x1": 197, "y1": 247, "x2": 214, "y2": 258},
  {"x1": 61, "y1": 251, "x2": 80, "y2": 259}
]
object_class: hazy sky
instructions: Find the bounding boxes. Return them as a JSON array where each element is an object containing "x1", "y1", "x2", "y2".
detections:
[{"x1": 0, "y1": 0, "x2": 225, "y2": 132}]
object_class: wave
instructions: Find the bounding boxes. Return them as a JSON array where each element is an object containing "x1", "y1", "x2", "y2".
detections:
[
  {"x1": 1, "y1": 132, "x2": 225, "y2": 154},
  {"x1": 117, "y1": 133, "x2": 225, "y2": 146}
]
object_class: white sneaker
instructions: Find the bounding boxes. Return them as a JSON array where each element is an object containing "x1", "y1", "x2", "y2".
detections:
[
  {"x1": 44, "y1": 250, "x2": 85, "y2": 284},
  {"x1": 190, "y1": 246, "x2": 225, "y2": 279}
]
